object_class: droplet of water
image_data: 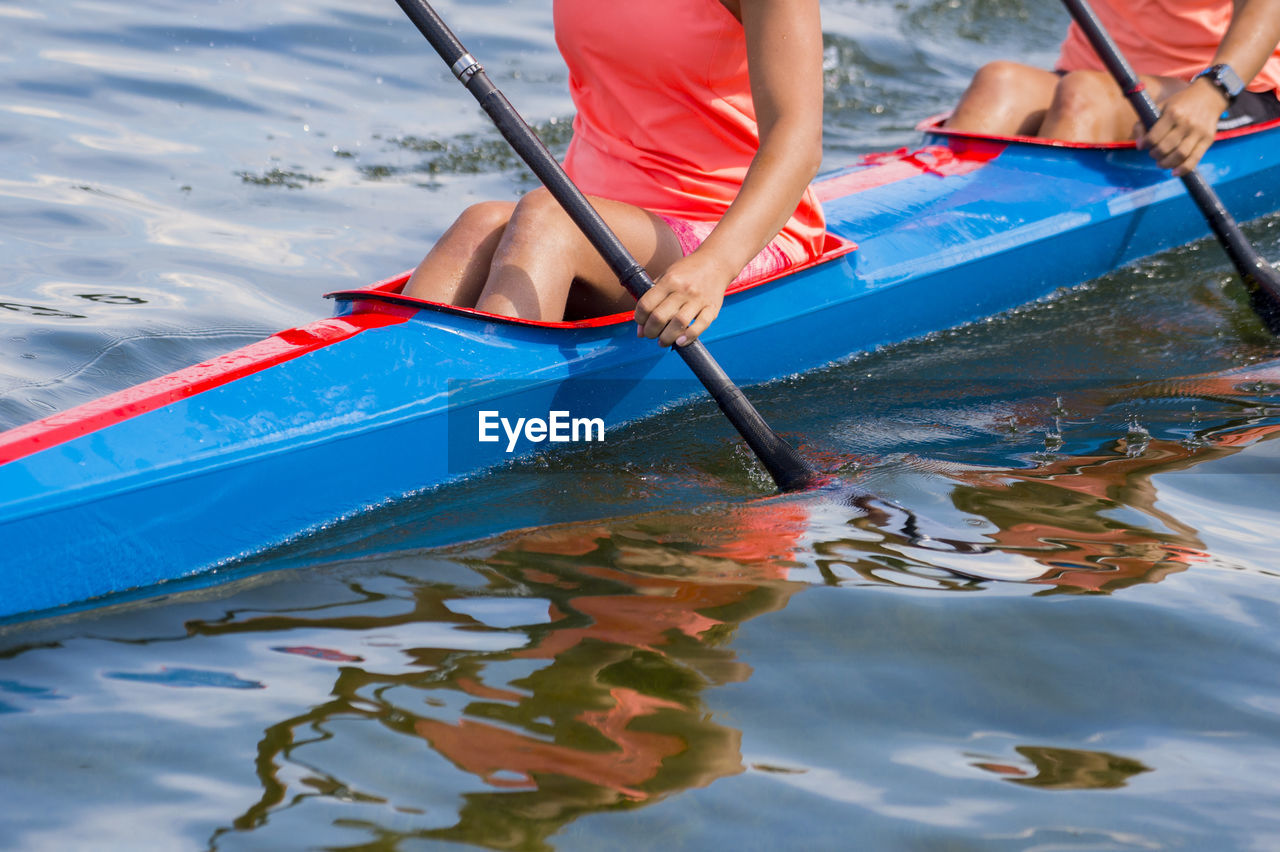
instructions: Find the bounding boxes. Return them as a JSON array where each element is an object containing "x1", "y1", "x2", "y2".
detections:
[{"x1": 1123, "y1": 417, "x2": 1150, "y2": 457}]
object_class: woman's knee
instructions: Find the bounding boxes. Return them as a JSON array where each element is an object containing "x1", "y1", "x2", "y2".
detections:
[
  {"x1": 949, "y1": 61, "x2": 1053, "y2": 133},
  {"x1": 1050, "y1": 71, "x2": 1116, "y2": 114},
  {"x1": 1040, "y1": 71, "x2": 1132, "y2": 140},
  {"x1": 509, "y1": 187, "x2": 566, "y2": 227},
  {"x1": 967, "y1": 61, "x2": 1034, "y2": 95},
  {"x1": 451, "y1": 200, "x2": 515, "y2": 239},
  {"x1": 504, "y1": 187, "x2": 583, "y2": 252}
]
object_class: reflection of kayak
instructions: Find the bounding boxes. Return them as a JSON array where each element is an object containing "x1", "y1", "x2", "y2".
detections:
[{"x1": 3, "y1": 119, "x2": 1280, "y2": 621}]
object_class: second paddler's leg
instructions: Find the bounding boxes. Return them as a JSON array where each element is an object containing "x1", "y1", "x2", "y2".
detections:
[
  {"x1": 945, "y1": 62, "x2": 1064, "y2": 136},
  {"x1": 1037, "y1": 72, "x2": 1188, "y2": 142},
  {"x1": 947, "y1": 62, "x2": 1191, "y2": 145}
]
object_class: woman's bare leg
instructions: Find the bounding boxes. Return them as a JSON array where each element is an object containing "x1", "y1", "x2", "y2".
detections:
[
  {"x1": 403, "y1": 200, "x2": 516, "y2": 303},
  {"x1": 474, "y1": 188, "x2": 686, "y2": 322},
  {"x1": 946, "y1": 62, "x2": 1063, "y2": 136},
  {"x1": 1039, "y1": 72, "x2": 1188, "y2": 142},
  {"x1": 949, "y1": 63, "x2": 1192, "y2": 144}
]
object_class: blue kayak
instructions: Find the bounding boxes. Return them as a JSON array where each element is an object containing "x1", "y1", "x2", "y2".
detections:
[{"x1": 2, "y1": 119, "x2": 1279, "y2": 621}]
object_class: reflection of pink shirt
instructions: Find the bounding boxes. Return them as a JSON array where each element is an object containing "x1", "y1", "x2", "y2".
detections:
[
  {"x1": 1057, "y1": 0, "x2": 1280, "y2": 92},
  {"x1": 553, "y1": 0, "x2": 826, "y2": 264}
]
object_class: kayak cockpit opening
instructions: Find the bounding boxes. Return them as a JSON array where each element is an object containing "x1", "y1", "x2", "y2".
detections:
[{"x1": 324, "y1": 231, "x2": 856, "y2": 330}]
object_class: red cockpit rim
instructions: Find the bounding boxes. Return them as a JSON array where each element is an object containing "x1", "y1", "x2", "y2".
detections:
[
  {"x1": 918, "y1": 111, "x2": 1280, "y2": 147},
  {"x1": 325, "y1": 231, "x2": 857, "y2": 330}
]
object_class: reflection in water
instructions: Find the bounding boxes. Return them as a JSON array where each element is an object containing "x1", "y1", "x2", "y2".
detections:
[
  {"x1": 0, "y1": 301, "x2": 86, "y2": 319},
  {"x1": 5, "y1": 0, "x2": 1280, "y2": 846},
  {"x1": 170, "y1": 365, "x2": 1280, "y2": 847},
  {"x1": 105, "y1": 667, "x2": 265, "y2": 690},
  {"x1": 196, "y1": 505, "x2": 808, "y2": 849},
  {"x1": 0, "y1": 293, "x2": 146, "y2": 321},
  {"x1": 0, "y1": 363, "x2": 1277, "y2": 848},
  {"x1": 816, "y1": 367, "x2": 1280, "y2": 595},
  {"x1": 971, "y1": 746, "x2": 1151, "y2": 790},
  {"x1": 947, "y1": 438, "x2": 1212, "y2": 593},
  {"x1": 943, "y1": 368, "x2": 1280, "y2": 592},
  {"x1": 174, "y1": 398, "x2": 1266, "y2": 844}
]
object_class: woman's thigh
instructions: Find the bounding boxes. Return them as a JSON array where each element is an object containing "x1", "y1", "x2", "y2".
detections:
[
  {"x1": 567, "y1": 195, "x2": 688, "y2": 317},
  {"x1": 484, "y1": 189, "x2": 686, "y2": 320}
]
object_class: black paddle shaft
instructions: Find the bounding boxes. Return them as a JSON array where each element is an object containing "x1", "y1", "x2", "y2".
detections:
[
  {"x1": 1061, "y1": 0, "x2": 1280, "y2": 332},
  {"x1": 393, "y1": 0, "x2": 816, "y2": 491}
]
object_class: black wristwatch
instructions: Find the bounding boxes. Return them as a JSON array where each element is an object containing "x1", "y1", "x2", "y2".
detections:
[{"x1": 1194, "y1": 64, "x2": 1246, "y2": 103}]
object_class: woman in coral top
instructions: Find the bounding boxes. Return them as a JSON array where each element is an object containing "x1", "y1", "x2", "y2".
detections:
[
  {"x1": 403, "y1": 0, "x2": 825, "y2": 348},
  {"x1": 946, "y1": 0, "x2": 1280, "y2": 175}
]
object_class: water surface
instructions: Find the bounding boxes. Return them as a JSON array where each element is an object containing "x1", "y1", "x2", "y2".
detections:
[{"x1": 3, "y1": 0, "x2": 1280, "y2": 849}]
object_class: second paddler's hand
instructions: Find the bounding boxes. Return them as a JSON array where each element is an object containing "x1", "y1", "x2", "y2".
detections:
[
  {"x1": 1136, "y1": 79, "x2": 1227, "y2": 176},
  {"x1": 634, "y1": 252, "x2": 732, "y2": 348}
]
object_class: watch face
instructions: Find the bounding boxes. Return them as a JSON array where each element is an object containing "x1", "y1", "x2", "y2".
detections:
[{"x1": 1213, "y1": 64, "x2": 1246, "y2": 98}]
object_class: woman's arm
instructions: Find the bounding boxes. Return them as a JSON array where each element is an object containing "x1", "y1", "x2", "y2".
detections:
[
  {"x1": 1141, "y1": 0, "x2": 1280, "y2": 174},
  {"x1": 634, "y1": 0, "x2": 824, "y2": 347}
]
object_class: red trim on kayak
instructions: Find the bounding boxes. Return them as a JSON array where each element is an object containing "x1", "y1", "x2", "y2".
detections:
[
  {"x1": 0, "y1": 312, "x2": 409, "y2": 465},
  {"x1": 813, "y1": 141, "x2": 1006, "y2": 203},
  {"x1": 918, "y1": 112, "x2": 1280, "y2": 147},
  {"x1": 326, "y1": 231, "x2": 858, "y2": 330}
]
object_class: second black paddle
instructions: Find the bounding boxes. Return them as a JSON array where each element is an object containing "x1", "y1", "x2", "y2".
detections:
[{"x1": 1061, "y1": 0, "x2": 1280, "y2": 333}]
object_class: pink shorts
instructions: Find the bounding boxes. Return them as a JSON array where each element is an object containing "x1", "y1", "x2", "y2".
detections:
[{"x1": 658, "y1": 216, "x2": 793, "y2": 285}]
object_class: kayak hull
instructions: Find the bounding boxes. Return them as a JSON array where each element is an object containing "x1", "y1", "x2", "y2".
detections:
[{"x1": 3, "y1": 122, "x2": 1280, "y2": 620}]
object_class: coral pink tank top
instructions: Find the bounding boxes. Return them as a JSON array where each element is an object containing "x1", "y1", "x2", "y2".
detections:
[
  {"x1": 1057, "y1": 0, "x2": 1280, "y2": 92},
  {"x1": 553, "y1": 0, "x2": 826, "y2": 264}
]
